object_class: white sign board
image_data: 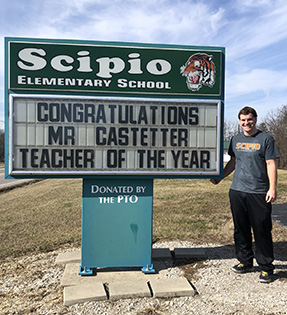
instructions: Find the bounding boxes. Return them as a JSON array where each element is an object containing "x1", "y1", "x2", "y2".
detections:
[{"x1": 8, "y1": 95, "x2": 221, "y2": 177}]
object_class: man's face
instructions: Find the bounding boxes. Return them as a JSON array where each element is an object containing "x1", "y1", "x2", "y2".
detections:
[{"x1": 239, "y1": 113, "x2": 257, "y2": 135}]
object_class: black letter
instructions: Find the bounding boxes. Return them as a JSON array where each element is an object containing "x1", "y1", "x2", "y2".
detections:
[
  {"x1": 107, "y1": 150, "x2": 117, "y2": 167},
  {"x1": 137, "y1": 150, "x2": 146, "y2": 168},
  {"x1": 118, "y1": 128, "x2": 129, "y2": 145},
  {"x1": 48, "y1": 126, "x2": 63, "y2": 145},
  {"x1": 49, "y1": 103, "x2": 60, "y2": 122},
  {"x1": 64, "y1": 126, "x2": 75, "y2": 145},
  {"x1": 85, "y1": 104, "x2": 96, "y2": 123},
  {"x1": 200, "y1": 151, "x2": 210, "y2": 168},
  {"x1": 52, "y1": 149, "x2": 63, "y2": 168},
  {"x1": 189, "y1": 107, "x2": 199, "y2": 125},
  {"x1": 31, "y1": 149, "x2": 39, "y2": 168},
  {"x1": 84, "y1": 150, "x2": 94, "y2": 168},
  {"x1": 95, "y1": 104, "x2": 105, "y2": 123},
  {"x1": 73, "y1": 103, "x2": 83, "y2": 122},
  {"x1": 171, "y1": 150, "x2": 181, "y2": 168},
  {"x1": 20, "y1": 148, "x2": 29, "y2": 168},
  {"x1": 40, "y1": 149, "x2": 51, "y2": 168},
  {"x1": 96, "y1": 127, "x2": 106, "y2": 145},
  {"x1": 190, "y1": 151, "x2": 199, "y2": 168},
  {"x1": 37, "y1": 103, "x2": 48, "y2": 122}
]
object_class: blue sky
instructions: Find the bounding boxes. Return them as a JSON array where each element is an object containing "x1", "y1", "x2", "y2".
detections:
[{"x1": 1, "y1": 0, "x2": 287, "y2": 130}]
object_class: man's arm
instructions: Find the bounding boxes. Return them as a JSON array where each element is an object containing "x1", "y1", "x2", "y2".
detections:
[
  {"x1": 266, "y1": 159, "x2": 278, "y2": 203},
  {"x1": 210, "y1": 157, "x2": 236, "y2": 185}
]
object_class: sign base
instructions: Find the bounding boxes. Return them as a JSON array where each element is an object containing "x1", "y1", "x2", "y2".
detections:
[{"x1": 80, "y1": 178, "x2": 155, "y2": 275}]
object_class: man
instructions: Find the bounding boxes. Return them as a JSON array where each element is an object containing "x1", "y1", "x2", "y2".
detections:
[{"x1": 211, "y1": 106, "x2": 280, "y2": 283}]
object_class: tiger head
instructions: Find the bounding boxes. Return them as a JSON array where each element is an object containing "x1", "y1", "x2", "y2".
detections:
[{"x1": 180, "y1": 53, "x2": 216, "y2": 91}]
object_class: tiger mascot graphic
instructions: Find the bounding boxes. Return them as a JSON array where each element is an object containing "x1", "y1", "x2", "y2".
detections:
[{"x1": 180, "y1": 53, "x2": 215, "y2": 91}]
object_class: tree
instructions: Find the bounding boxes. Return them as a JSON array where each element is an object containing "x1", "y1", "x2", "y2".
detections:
[
  {"x1": 224, "y1": 120, "x2": 239, "y2": 141},
  {"x1": 259, "y1": 105, "x2": 287, "y2": 169}
]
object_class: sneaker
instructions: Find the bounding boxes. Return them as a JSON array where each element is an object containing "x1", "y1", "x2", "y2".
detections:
[
  {"x1": 232, "y1": 263, "x2": 253, "y2": 274},
  {"x1": 259, "y1": 271, "x2": 273, "y2": 283}
]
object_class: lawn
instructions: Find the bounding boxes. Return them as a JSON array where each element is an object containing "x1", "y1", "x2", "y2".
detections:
[{"x1": 0, "y1": 169, "x2": 287, "y2": 259}]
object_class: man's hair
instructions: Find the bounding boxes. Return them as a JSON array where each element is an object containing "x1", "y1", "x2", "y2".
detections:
[{"x1": 238, "y1": 106, "x2": 258, "y2": 119}]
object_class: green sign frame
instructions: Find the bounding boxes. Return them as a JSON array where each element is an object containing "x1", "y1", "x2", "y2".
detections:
[
  {"x1": 7, "y1": 37, "x2": 224, "y2": 98},
  {"x1": 5, "y1": 37, "x2": 225, "y2": 179}
]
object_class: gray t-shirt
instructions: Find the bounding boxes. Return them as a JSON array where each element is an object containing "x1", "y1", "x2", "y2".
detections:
[{"x1": 228, "y1": 130, "x2": 280, "y2": 194}]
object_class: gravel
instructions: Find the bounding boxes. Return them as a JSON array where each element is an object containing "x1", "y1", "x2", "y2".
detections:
[{"x1": 1, "y1": 241, "x2": 287, "y2": 314}]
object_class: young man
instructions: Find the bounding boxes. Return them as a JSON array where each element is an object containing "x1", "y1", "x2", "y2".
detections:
[{"x1": 211, "y1": 106, "x2": 280, "y2": 283}]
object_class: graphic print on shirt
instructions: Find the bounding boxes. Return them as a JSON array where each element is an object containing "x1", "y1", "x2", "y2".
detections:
[{"x1": 235, "y1": 142, "x2": 261, "y2": 151}]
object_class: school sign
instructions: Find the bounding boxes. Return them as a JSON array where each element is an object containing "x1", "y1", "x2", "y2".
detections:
[
  {"x1": 5, "y1": 38, "x2": 225, "y2": 275},
  {"x1": 5, "y1": 38, "x2": 225, "y2": 178}
]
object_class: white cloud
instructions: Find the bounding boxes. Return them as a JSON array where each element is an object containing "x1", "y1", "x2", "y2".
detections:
[
  {"x1": 0, "y1": 0, "x2": 227, "y2": 45},
  {"x1": 1, "y1": 0, "x2": 287, "y2": 126},
  {"x1": 223, "y1": 1, "x2": 287, "y2": 59},
  {"x1": 227, "y1": 68, "x2": 287, "y2": 97},
  {"x1": 225, "y1": 91, "x2": 287, "y2": 123},
  {"x1": 234, "y1": 0, "x2": 280, "y2": 11}
]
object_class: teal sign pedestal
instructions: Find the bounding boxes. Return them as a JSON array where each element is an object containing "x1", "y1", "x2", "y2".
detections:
[{"x1": 79, "y1": 178, "x2": 155, "y2": 275}]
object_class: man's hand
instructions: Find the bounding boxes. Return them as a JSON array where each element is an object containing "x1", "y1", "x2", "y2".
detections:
[
  {"x1": 266, "y1": 159, "x2": 278, "y2": 203},
  {"x1": 266, "y1": 188, "x2": 277, "y2": 203}
]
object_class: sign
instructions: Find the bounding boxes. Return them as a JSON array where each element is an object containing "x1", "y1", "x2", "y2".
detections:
[
  {"x1": 5, "y1": 38, "x2": 225, "y2": 178},
  {"x1": 8, "y1": 95, "x2": 221, "y2": 177},
  {"x1": 5, "y1": 39, "x2": 226, "y2": 277},
  {"x1": 80, "y1": 178, "x2": 154, "y2": 274},
  {"x1": 7, "y1": 38, "x2": 224, "y2": 98}
]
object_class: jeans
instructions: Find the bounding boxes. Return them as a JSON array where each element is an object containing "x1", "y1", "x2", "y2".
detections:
[{"x1": 229, "y1": 189, "x2": 274, "y2": 272}]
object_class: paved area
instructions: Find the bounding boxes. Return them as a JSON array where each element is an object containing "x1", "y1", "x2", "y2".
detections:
[
  {"x1": 0, "y1": 168, "x2": 38, "y2": 192},
  {"x1": 56, "y1": 248, "x2": 206, "y2": 306},
  {"x1": 272, "y1": 203, "x2": 287, "y2": 228}
]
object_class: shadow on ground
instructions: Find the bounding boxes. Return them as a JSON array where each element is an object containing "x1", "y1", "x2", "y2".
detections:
[{"x1": 166, "y1": 241, "x2": 287, "y2": 283}]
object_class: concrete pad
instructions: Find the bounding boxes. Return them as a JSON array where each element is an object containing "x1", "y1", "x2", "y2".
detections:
[
  {"x1": 61, "y1": 263, "x2": 163, "y2": 287},
  {"x1": 55, "y1": 250, "x2": 81, "y2": 265},
  {"x1": 174, "y1": 248, "x2": 207, "y2": 260},
  {"x1": 152, "y1": 248, "x2": 172, "y2": 260},
  {"x1": 59, "y1": 262, "x2": 197, "y2": 304},
  {"x1": 109, "y1": 280, "x2": 151, "y2": 300},
  {"x1": 63, "y1": 283, "x2": 107, "y2": 306},
  {"x1": 149, "y1": 278, "x2": 196, "y2": 298}
]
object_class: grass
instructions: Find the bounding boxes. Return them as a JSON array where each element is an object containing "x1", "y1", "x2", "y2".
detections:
[
  {"x1": 0, "y1": 170, "x2": 287, "y2": 260},
  {"x1": 153, "y1": 177, "x2": 233, "y2": 243},
  {"x1": 0, "y1": 179, "x2": 82, "y2": 259},
  {"x1": 277, "y1": 169, "x2": 287, "y2": 203}
]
